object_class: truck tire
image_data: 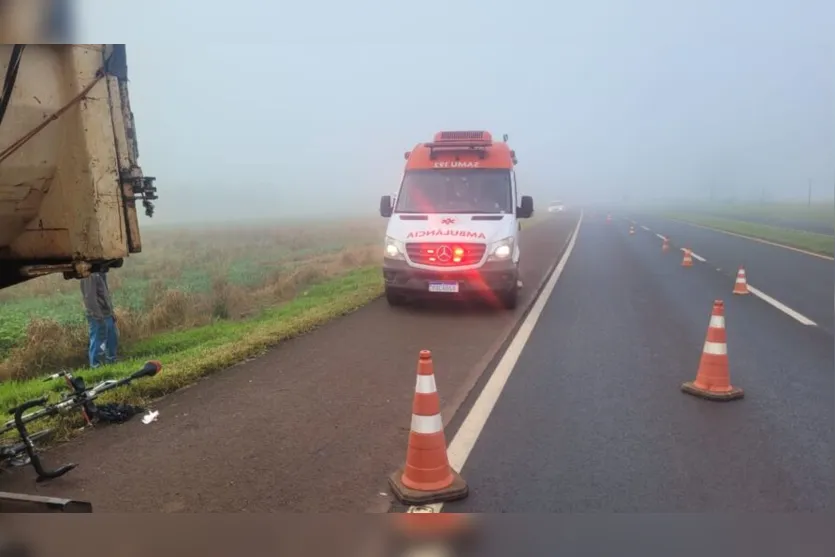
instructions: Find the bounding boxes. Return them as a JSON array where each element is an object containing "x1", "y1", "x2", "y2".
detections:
[{"x1": 385, "y1": 288, "x2": 407, "y2": 307}]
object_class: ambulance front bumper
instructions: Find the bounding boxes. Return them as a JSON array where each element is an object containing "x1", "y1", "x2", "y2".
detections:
[{"x1": 382, "y1": 259, "x2": 518, "y2": 295}]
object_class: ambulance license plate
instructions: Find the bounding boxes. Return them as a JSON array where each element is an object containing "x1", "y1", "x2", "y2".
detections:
[{"x1": 428, "y1": 281, "x2": 459, "y2": 293}]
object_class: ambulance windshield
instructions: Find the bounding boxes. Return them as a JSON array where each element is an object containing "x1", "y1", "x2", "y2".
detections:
[{"x1": 395, "y1": 169, "x2": 513, "y2": 214}]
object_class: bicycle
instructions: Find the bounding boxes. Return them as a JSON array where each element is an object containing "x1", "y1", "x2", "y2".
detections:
[{"x1": 0, "y1": 361, "x2": 162, "y2": 483}]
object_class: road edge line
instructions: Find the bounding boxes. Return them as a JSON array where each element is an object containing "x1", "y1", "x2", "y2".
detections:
[
  {"x1": 664, "y1": 218, "x2": 834, "y2": 261},
  {"x1": 438, "y1": 215, "x2": 578, "y2": 427},
  {"x1": 407, "y1": 211, "x2": 585, "y2": 513}
]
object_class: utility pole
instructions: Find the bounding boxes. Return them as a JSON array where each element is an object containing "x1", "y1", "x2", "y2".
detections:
[{"x1": 808, "y1": 178, "x2": 812, "y2": 207}]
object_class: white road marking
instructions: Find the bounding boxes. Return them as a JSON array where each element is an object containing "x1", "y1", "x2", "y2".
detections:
[
  {"x1": 406, "y1": 212, "x2": 585, "y2": 513},
  {"x1": 647, "y1": 225, "x2": 820, "y2": 328},
  {"x1": 641, "y1": 225, "x2": 650, "y2": 231},
  {"x1": 666, "y1": 218, "x2": 834, "y2": 261},
  {"x1": 655, "y1": 233, "x2": 667, "y2": 241},
  {"x1": 747, "y1": 286, "x2": 817, "y2": 326},
  {"x1": 679, "y1": 247, "x2": 706, "y2": 262}
]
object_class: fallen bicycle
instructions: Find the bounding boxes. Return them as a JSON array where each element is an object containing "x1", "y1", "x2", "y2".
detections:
[{"x1": 0, "y1": 361, "x2": 162, "y2": 512}]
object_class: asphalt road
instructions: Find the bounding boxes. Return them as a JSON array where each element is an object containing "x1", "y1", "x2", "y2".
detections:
[
  {"x1": 0, "y1": 212, "x2": 579, "y2": 512},
  {"x1": 626, "y1": 213, "x2": 834, "y2": 332},
  {"x1": 444, "y1": 214, "x2": 833, "y2": 512}
]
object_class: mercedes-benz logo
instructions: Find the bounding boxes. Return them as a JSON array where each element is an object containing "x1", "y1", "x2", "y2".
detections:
[{"x1": 436, "y1": 245, "x2": 452, "y2": 262}]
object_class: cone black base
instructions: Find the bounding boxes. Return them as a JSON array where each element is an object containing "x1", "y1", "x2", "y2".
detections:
[
  {"x1": 388, "y1": 468, "x2": 469, "y2": 506},
  {"x1": 681, "y1": 381, "x2": 744, "y2": 401}
]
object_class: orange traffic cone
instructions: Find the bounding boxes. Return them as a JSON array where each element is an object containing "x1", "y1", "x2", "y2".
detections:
[
  {"x1": 681, "y1": 248, "x2": 693, "y2": 267},
  {"x1": 733, "y1": 266, "x2": 749, "y2": 295},
  {"x1": 681, "y1": 300, "x2": 744, "y2": 401},
  {"x1": 606, "y1": 214, "x2": 612, "y2": 223},
  {"x1": 662, "y1": 237, "x2": 670, "y2": 253},
  {"x1": 629, "y1": 225, "x2": 635, "y2": 235},
  {"x1": 389, "y1": 350, "x2": 468, "y2": 505}
]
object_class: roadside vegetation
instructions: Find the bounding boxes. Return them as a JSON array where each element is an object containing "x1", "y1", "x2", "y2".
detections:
[
  {"x1": 0, "y1": 219, "x2": 386, "y2": 414},
  {"x1": 683, "y1": 202, "x2": 833, "y2": 226},
  {"x1": 661, "y1": 206, "x2": 834, "y2": 256}
]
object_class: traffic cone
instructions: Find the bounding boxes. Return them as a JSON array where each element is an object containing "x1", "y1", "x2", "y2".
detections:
[
  {"x1": 629, "y1": 225, "x2": 635, "y2": 235},
  {"x1": 662, "y1": 237, "x2": 670, "y2": 253},
  {"x1": 389, "y1": 350, "x2": 468, "y2": 505},
  {"x1": 681, "y1": 248, "x2": 693, "y2": 267},
  {"x1": 681, "y1": 300, "x2": 744, "y2": 401},
  {"x1": 733, "y1": 267, "x2": 749, "y2": 295},
  {"x1": 606, "y1": 214, "x2": 612, "y2": 223}
]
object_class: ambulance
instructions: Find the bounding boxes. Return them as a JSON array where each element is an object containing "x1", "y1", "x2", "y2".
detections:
[{"x1": 378, "y1": 131, "x2": 534, "y2": 309}]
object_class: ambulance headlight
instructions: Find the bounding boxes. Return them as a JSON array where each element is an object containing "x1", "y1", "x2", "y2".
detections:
[
  {"x1": 384, "y1": 237, "x2": 405, "y2": 260},
  {"x1": 488, "y1": 237, "x2": 514, "y2": 261}
]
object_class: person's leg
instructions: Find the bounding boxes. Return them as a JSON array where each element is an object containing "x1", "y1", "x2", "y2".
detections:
[
  {"x1": 87, "y1": 317, "x2": 105, "y2": 368},
  {"x1": 104, "y1": 315, "x2": 118, "y2": 364}
]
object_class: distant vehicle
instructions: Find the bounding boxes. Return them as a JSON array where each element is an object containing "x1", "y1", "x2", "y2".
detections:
[
  {"x1": 378, "y1": 130, "x2": 533, "y2": 309},
  {"x1": 547, "y1": 200, "x2": 565, "y2": 213}
]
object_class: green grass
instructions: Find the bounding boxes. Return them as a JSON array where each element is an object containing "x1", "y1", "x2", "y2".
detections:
[
  {"x1": 697, "y1": 203, "x2": 833, "y2": 224},
  {"x1": 0, "y1": 221, "x2": 385, "y2": 370},
  {"x1": 0, "y1": 267, "x2": 383, "y2": 440},
  {"x1": 661, "y1": 212, "x2": 834, "y2": 256}
]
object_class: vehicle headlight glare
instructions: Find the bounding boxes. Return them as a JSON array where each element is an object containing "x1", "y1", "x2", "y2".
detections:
[{"x1": 494, "y1": 244, "x2": 511, "y2": 258}]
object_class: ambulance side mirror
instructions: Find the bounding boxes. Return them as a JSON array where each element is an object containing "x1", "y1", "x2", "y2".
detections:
[
  {"x1": 380, "y1": 195, "x2": 393, "y2": 218},
  {"x1": 518, "y1": 196, "x2": 534, "y2": 219}
]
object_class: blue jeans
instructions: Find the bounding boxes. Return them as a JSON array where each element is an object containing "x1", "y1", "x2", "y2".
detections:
[{"x1": 87, "y1": 315, "x2": 118, "y2": 368}]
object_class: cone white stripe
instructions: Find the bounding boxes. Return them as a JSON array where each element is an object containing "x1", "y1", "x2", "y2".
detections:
[
  {"x1": 415, "y1": 374, "x2": 437, "y2": 394},
  {"x1": 709, "y1": 315, "x2": 725, "y2": 328},
  {"x1": 736, "y1": 277, "x2": 746, "y2": 283},
  {"x1": 703, "y1": 341, "x2": 727, "y2": 355},
  {"x1": 411, "y1": 413, "x2": 443, "y2": 434}
]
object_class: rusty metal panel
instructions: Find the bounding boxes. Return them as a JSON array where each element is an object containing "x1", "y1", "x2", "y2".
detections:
[{"x1": 0, "y1": 44, "x2": 153, "y2": 279}]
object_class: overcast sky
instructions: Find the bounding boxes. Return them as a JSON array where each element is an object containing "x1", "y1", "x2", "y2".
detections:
[{"x1": 78, "y1": 0, "x2": 834, "y2": 224}]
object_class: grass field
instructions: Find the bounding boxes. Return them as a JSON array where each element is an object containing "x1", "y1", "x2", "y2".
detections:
[
  {"x1": 0, "y1": 219, "x2": 386, "y2": 382},
  {"x1": 684, "y1": 202, "x2": 834, "y2": 226},
  {"x1": 660, "y1": 210, "x2": 834, "y2": 256},
  {"x1": 0, "y1": 218, "x2": 391, "y2": 443}
]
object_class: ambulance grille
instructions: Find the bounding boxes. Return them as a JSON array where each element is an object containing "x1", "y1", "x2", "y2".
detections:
[{"x1": 406, "y1": 243, "x2": 486, "y2": 266}]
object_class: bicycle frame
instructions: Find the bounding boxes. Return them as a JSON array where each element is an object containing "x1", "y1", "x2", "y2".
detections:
[{"x1": 1, "y1": 361, "x2": 162, "y2": 482}]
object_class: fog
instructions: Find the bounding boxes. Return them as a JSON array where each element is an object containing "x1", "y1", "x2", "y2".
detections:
[{"x1": 81, "y1": 0, "x2": 834, "y2": 225}]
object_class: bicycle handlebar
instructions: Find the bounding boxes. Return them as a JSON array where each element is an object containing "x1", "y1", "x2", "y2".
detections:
[
  {"x1": 42, "y1": 370, "x2": 70, "y2": 382},
  {"x1": 7, "y1": 397, "x2": 48, "y2": 417},
  {"x1": 12, "y1": 399, "x2": 77, "y2": 482},
  {"x1": 130, "y1": 360, "x2": 163, "y2": 381}
]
